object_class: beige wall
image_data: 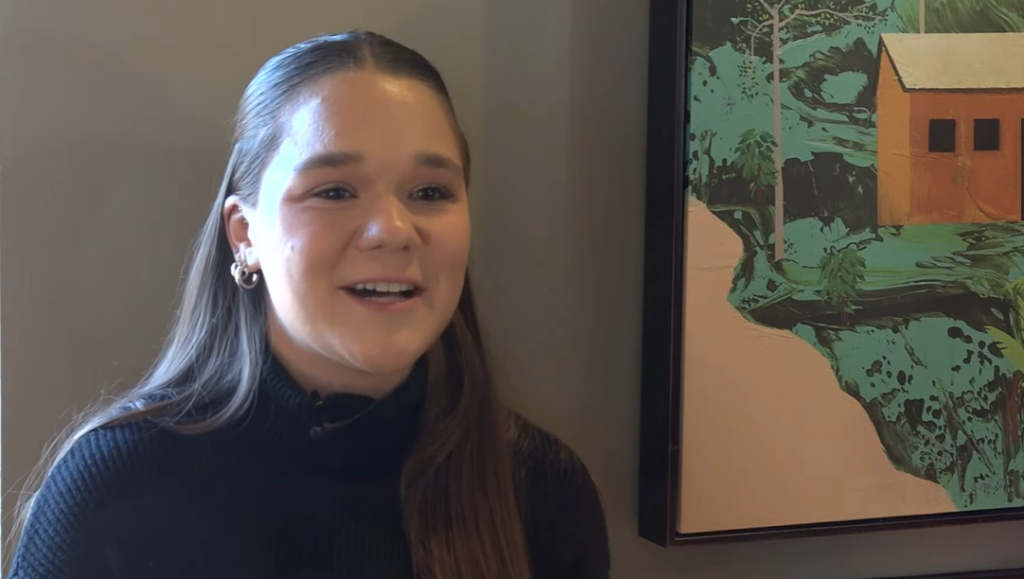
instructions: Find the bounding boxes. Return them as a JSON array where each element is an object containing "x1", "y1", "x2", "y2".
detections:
[{"x1": 3, "y1": 1, "x2": 1024, "y2": 578}]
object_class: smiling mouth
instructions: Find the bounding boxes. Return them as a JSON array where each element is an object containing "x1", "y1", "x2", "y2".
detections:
[{"x1": 343, "y1": 281, "x2": 422, "y2": 303}]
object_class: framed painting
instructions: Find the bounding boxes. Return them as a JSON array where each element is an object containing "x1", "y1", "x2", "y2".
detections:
[{"x1": 638, "y1": 0, "x2": 1024, "y2": 546}]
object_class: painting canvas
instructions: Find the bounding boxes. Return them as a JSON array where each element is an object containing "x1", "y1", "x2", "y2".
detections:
[{"x1": 638, "y1": 0, "x2": 1024, "y2": 545}]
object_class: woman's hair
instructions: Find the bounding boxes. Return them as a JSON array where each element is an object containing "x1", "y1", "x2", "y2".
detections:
[{"x1": 8, "y1": 30, "x2": 532, "y2": 579}]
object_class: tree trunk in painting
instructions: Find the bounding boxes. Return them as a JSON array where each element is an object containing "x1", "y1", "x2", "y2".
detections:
[
  {"x1": 771, "y1": 13, "x2": 784, "y2": 261},
  {"x1": 920, "y1": 0, "x2": 926, "y2": 32},
  {"x1": 743, "y1": 2, "x2": 881, "y2": 262}
]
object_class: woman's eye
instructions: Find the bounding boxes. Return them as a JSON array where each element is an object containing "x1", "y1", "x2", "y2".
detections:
[
  {"x1": 412, "y1": 185, "x2": 452, "y2": 202},
  {"x1": 313, "y1": 186, "x2": 355, "y2": 200}
]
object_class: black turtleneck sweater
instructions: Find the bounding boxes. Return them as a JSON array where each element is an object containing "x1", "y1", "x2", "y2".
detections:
[{"x1": 7, "y1": 356, "x2": 610, "y2": 579}]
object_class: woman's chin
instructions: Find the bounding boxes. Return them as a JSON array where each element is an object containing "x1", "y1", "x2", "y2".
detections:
[{"x1": 343, "y1": 346, "x2": 426, "y2": 380}]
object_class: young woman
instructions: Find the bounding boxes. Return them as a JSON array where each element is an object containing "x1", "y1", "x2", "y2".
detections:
[{"x1": 6, "y1": 30, "x2": 610, "y2": 579}]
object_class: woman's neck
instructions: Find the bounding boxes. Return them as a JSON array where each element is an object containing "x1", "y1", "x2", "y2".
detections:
[
  {"x1": 252, "y1": 345, "x2": 430, "y2": 478},
  {"x1": 266, "y1": 328, "x2": 411, "y2": 400}
]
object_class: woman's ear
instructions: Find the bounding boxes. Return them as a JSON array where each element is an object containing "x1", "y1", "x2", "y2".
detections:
[{"x1": 223, "y1": 195, "x2": 261, "y2": 270}]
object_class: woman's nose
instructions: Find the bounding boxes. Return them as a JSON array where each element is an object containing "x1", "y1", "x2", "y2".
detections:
[{"x1": 356, "y1": 195, "x2": 419, "y2": 251}]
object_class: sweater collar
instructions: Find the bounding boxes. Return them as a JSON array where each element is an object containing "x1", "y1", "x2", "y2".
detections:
[{"x1": 247, "y1": 352, "x2": 429, "y2": 476}]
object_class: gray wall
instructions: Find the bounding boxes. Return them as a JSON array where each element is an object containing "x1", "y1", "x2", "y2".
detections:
[{"x1": 3, "y1": 1, "x2": 1024, "y2": 578}]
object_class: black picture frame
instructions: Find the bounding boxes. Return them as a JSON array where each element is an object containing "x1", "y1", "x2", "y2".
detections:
[
  {"x1": 636, "y1": 0, "x2": 1024, "y2": 548},
  {"x1": 637, "y1": 0, "x2": 691, "y2": 549},
  {"x1": 880, "y1": 570, "x2": 1024, "y2": 579}
]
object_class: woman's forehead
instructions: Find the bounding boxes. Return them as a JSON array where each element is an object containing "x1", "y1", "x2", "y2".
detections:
[
  {"x1": 261, "y1": 72, "x2": 464, "y2": 182},
  {"x1": 281, "y1": 72, "x2": 458, "y2": 150}
]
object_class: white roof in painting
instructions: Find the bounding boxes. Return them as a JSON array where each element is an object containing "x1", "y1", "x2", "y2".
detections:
[{"x1": 881, "y1": 32, "x2": 1024, "y2": 90}]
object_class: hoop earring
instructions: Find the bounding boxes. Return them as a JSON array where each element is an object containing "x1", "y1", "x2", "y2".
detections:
[{"x1": 231, "y1": 257, "x2": 260, "y2": 290}]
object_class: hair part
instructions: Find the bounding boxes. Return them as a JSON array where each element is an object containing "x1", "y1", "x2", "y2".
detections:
[{"x1": 7, "y1": 30, "x2": 529, "y2": 579}]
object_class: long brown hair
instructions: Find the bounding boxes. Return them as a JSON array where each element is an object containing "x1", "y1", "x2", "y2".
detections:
[{"x1": 8, "y1": 30, "x2": 532, "y2": 579}]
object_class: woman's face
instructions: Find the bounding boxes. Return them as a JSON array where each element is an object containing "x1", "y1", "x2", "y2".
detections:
[{"x1": 224, "y1": 71, "x2": 470, "y2": 398}]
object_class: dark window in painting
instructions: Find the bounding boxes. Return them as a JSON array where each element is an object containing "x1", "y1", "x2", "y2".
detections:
[
  {"x1": 974, "y1": 118, "x2": 1000, "y2": 151},
  {"x1": 929, "y1": 119, "x2": 956, "y2": 153}
]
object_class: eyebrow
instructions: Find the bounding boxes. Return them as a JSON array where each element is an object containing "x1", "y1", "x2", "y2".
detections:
[
  {"x1": 414, "y1": 152, "x2": 463, "y2": 177},
  {"x1": 294, "y1": 151, "x2": 365, "y2": 174},
  {"x1": 294, "y1": 150, "x2": 463, "y2": 178}
]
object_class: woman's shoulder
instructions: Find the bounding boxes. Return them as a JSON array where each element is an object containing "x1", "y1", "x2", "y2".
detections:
[
  {"x1": 8, "y1": 419, "x2": 196, "y2": 577},
  {"x1": 60, "y1": 417, "x2": 186, "y2": 465},
  {"x1": 29, "y1": 418, "x2": 188, "y2": 510},
  {"x1": 508, "y1": 413, "x2": 597, "y2": 484},
  {"x1": 22, "y1": 414, "x2": 235, "y2": 529},
  {"x1": 507, "y1": 413, "x2": 612, "y2": 578}
]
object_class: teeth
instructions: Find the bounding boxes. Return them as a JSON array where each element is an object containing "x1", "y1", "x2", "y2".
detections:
[{"x1": 353, "y1": 282, "x2": 415, "y2": 293}]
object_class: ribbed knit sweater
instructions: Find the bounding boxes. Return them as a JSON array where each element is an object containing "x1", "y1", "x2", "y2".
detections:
[{"x1": 7, "y1": 355, "x2": 610, "y2": 578}]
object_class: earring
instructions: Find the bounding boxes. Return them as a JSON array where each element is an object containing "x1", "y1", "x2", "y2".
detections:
[{"x1": 231, "y1": 255, "x2": 260, "y2": 290}]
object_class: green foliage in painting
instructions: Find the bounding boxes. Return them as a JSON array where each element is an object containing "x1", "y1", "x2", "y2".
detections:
[
  {"x1": 818, "y1": 246, "x2": 866, "y2": 326},
  {"x1": 986, "y1": 326, "x2": 1024, "y2": 374},
  {"x1": 734, "y1": 129, "x2": 776, "y2": 201},
  {"x1": 896, "y1": 0, "x2": 1024, "y2": 33},
  {"x1": 987, "y1": 278, "x2": 1024, "y2": 375}
]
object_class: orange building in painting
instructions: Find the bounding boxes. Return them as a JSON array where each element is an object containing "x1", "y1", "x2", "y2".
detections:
[{"x1": 876, "y1": 33, "x2": 1024, "y2": 226}]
